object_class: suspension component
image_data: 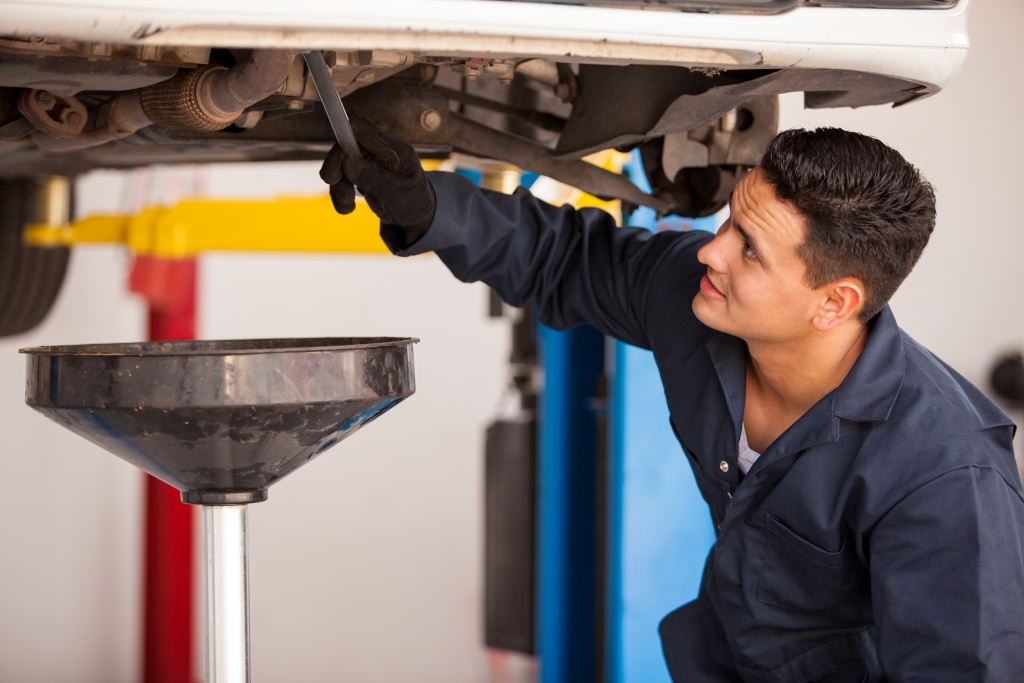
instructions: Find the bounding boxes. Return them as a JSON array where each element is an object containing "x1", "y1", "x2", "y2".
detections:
[{"x1": 17, "y1": 89, "x2": 87, "y2": 138}]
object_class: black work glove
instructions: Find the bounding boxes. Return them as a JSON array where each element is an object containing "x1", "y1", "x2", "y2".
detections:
[{"x1": 319, "y1": 117, "x2": 436, "y2": 250}]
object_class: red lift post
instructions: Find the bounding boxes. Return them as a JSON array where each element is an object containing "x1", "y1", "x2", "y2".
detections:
[{"x1": 131, "y1": 254, "x2": 198, "y2": 683}]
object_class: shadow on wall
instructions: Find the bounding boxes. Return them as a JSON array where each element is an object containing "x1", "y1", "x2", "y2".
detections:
[{"x1": 989, "y1": 351, "x2": 1024, "y2": 479}]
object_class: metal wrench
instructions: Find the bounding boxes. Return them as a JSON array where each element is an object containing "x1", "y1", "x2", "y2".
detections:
[{"x1": 302, "y1": 50, "x2": 361, "y2": 159}]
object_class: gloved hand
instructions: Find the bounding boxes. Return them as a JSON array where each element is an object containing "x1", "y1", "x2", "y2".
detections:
[{"x1": 319, "y1": 116, "x2": 436, "y2": 249}]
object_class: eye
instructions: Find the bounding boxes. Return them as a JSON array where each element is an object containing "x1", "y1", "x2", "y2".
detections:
[{"x1": 743, "y1": 241, "x2": 758, "y2": 260}]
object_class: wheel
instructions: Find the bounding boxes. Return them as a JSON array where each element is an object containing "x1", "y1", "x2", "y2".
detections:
[
  {"x1": 639, "y1": 95, "x2": 779, "y2": 217},
  {"x1": 0, "y1": 177, "x2": 72, "y2": 337}
]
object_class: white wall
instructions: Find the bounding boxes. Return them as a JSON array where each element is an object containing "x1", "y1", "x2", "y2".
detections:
[
  {"x1": 0, "y1": 245, "x2": 147, "y2": 682},
  {"x1": 1, "y1": 0, "x2": 1021, "y2": 680}
]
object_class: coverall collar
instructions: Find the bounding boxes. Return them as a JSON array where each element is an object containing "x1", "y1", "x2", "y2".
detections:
[
  {"x1": 705, "y1": 306, "x2": 904, "y2": 471},
  {"x1": 831, "y1": 306, "x2": 904, "y2": 422}
]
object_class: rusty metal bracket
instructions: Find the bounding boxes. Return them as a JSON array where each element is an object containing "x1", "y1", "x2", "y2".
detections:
[
  {"x1": 444, "y1": 114, "x2": 673, "y2": 215},
  {"x1": 343, "y1": 83, "x2": 674, "y2": 215},
  {"x1": 17, "y1": 89, "x2": 87, "y2": 138}
]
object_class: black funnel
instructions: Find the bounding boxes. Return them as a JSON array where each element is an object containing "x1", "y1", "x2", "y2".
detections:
[{"x1": 22, "y1": 337, "x2": 416, "y2": 505}]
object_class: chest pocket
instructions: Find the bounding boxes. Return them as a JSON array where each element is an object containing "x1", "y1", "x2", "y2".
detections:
[{"x1": 757, "y1": 514, "x2": 864, "y2": 622}]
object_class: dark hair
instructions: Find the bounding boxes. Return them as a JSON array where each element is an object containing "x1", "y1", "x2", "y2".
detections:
[{"x1": 759, "y1": 128, "x2": 935, "y2": 322}]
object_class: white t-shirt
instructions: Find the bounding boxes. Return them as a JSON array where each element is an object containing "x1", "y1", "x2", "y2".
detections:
[{"x1": 738, "y1": 425, "x2": 761, "y2": 475}]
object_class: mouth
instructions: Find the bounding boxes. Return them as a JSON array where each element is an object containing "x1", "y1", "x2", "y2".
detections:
[{"x1": 699, "y1": 274, "x2": 726, "y2": 302}]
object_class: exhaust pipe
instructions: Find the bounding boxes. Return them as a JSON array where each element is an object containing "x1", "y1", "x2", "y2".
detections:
[
  {"x1": 32, "y1": 49, "x2": 303, "y2": 152},
  {"x1": 142, "y1": 50, "x2": 301, "y2": 131}
]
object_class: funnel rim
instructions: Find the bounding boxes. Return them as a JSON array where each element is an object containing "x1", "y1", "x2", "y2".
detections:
[{"x1": 20, "y1": 336, "x2": 419, "y2": 358}]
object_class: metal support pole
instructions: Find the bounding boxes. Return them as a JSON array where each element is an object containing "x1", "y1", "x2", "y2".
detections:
[{"x1": 203, "y1": 505, "x2": 251, "y2": 683}]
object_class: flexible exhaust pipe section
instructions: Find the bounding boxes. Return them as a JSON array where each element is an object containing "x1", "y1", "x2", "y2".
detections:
[
  {"x1": 143, "y1": 49, "x2": 302, "y2": 132},
  {"x1": 31, "y1": 49, "x2": 304, "y2": 152}
]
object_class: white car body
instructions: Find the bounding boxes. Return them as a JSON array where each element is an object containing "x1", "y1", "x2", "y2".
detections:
[
  {"x1": 0, "y1": 0, "x2": 973, "y2": 216},
  {"x1": 1, "y1": 0, "x2": 969, "y2": 94}
]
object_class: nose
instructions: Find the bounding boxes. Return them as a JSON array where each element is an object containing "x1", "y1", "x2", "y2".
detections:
[{"x1": 697, "y1": 229, "x2": 728, "y2": 273}]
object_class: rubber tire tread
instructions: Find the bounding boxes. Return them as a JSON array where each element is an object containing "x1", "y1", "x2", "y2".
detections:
[{"x1": 0, "y1": 179, "x2": 71, "y2": 337}]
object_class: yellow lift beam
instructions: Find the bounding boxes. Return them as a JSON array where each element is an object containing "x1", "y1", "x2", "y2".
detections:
[
  {"x1": 22, "y1": 154, "x2": 623, "y2": 258},
  {"x1": 24, "y1": 195, "x2": 389, "y2": 258}
]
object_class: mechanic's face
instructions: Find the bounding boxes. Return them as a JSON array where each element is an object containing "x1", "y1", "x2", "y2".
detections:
[{"x1": 692, "y1": 168, "x2": 825, "y2": 345}]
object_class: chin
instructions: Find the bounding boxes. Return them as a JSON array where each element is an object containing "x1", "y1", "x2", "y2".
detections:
[{"x1": 692, "y1": 297, "x2": 727, "y2": 334}]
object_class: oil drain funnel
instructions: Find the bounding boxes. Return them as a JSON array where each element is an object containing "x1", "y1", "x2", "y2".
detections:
[{"x1": 22, "y1": 337, "x2": 417, "y2": 683}]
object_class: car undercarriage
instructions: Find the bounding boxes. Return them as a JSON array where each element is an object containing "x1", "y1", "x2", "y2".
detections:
[{"x1": 0, "y1": 0, "x2": 970, "y2": 334}]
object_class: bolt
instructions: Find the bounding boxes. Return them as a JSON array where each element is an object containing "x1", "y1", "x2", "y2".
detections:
[
  {"x1": 419, "y1": 108, "x2": 442, "y2": 133},
  {"x1": 35, "y1": 90, "x2": 53, "y2": 106},
  {"x1": 720, "y1": 109, "x2": 737, "y2": 133},
  {"x1": 419, "y1": 64, "x2": 437, "y2": 82},
  {"x1": 65, "y1": 111, "x2": 83, "y2": 128}
]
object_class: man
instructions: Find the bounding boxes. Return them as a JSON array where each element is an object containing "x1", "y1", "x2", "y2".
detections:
[{"x1": 321, "y1": 125, "x2": 1024, "y2": 681}]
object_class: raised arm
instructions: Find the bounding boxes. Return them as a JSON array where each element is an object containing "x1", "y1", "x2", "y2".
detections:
[
  {"x1": 320, "y1": 120, "x2": 710, "y2": 349},
  {"x1": 412, "y1": 172, "x2": 701, "y2": 349}
]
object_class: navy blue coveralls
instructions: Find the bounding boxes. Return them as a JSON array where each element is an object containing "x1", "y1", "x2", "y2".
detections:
[{"x1": 396, "y1": 171, "x2": 1024, "y2": 682}]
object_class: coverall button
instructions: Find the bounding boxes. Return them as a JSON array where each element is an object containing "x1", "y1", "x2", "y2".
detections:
[{"x1": 719, "y1": 460, "x2": 729, "y2": 473}]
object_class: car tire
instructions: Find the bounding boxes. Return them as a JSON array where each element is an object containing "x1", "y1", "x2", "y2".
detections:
[{"x1": 0, "y1": 177, "x2": 72, "y2": 337}]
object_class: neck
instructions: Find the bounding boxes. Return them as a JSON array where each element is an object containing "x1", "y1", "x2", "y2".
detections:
[{"x1": 745, "y1": 321, "x2": 870, "y2": 416}]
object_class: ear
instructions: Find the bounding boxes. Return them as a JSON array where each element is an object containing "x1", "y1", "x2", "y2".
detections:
[{"x1": 812, "y1": 278, "x2": 865, "y2": 332}]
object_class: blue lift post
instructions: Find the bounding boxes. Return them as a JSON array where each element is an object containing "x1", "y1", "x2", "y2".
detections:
[
  {"x1": 537, "y1": 323, "x2": 605, "y2": 683},
  {"x1": 466, "y1": 168, "x2": 602, "y2": 683},
  {"x1": 606, "y1": 153, "x2": 719, "y2": 683},
  {"x1": 530, "y1": 156, "x2": 720, "y2": 683},
  {"x1": 509, "y1": 165, "x2": 603, "y2": 683}
]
